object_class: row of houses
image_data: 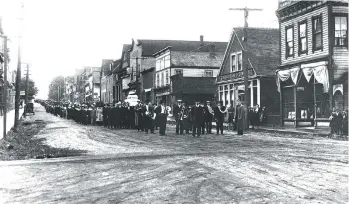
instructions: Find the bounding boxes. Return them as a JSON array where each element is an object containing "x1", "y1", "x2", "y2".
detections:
[{"x1": 65, "y1": 0, "x2": 348, "y2": 128}]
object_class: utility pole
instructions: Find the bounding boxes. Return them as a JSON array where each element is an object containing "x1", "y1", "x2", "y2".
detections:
[
  {"x1": 229, "y1": 7, "x2": 262, "y2": 129},
  {"x1": 2, "y1": 36, "x2": 8, "y2": 138},
  {"x1": 24, "y1": 64, "x2": 30, "y2": 104},
  {"x1": 14, "y1": 45, "x2": 21, "y2": 132},
  {"x1": 14, "y1": 2, "x2": 24, "y2": 132},
  {"x1": 131, "y1": 57, "x2": 147, "y2": 98}
]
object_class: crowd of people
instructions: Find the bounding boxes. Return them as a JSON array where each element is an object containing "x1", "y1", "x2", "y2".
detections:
[
  {"x1": 38, "y1": 98, "x2": 253, "y2": 137},
  {"x1": 329, "y1": 108, "x2": 348, "y2": 136}
]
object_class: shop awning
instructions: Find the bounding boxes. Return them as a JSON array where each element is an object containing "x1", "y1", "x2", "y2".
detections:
[{"x1": 276, "y1": 61, "x2": 329, "y2": 93}]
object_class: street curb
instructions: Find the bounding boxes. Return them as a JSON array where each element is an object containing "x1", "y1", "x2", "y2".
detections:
[{"x1": 167, "y1": 119, "x2": 330, "y2": 137}]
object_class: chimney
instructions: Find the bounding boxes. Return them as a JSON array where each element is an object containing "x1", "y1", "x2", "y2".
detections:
[
  {"x1": 200, "y1": 35, "x2": 204, "y2": 46},
  {"x1": 210, "y1": 44, "x2": 215, "y2": 56}
]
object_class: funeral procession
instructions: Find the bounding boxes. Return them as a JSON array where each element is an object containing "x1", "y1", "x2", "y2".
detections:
[{"x1": 0, "y1": 0, "x2": 348, "y2": 203}]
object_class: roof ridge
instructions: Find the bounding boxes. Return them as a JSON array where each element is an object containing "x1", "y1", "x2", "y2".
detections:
[
  {"x1": 137, "y1": 39, "x2": 227, "y2": 43},
  {"x1": 233, "y1": 27, "x2": 279, "y2": 30}
]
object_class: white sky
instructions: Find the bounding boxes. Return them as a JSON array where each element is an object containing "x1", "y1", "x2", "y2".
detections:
[{"x1": 0, "y1": 0, "x2": 278, "y2": 99}]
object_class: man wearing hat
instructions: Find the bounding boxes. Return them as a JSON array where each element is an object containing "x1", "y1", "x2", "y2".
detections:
[
  {"x1": 235, "y1": 99, "x2": 245, "y2": 135},
  {"x1": 192, "y1": 100, "x2": 204, "y2": 137},
  {"x1": 204, "y1": 101, "x2": 214, "y2": 134},
  {"x1": 142, "y1": 100, "x2": 155, "y2": 133},
  {"x1": 173, "y1": 99, "x2": 184, "y2": 135},
  {"x1": 214, "y1": 101, "x2": 227, "y2": 135},
  {"x1": 154, "y1": 99, "x2": 168, "y2": 136}
]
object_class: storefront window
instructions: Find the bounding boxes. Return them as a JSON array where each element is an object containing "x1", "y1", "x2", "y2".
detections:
[
  {"x1": 224, "y1": 85, "x2": 228, "y2": 105},
  {"x1": 230, "y1": 84, "x2": 234, "y2": 105},
  {"x1": 282, "y1": 78, "x2": 295, "y2": 119},
  {"x1": 315, "y1": 83, "x2": 330, "y2": 118}
]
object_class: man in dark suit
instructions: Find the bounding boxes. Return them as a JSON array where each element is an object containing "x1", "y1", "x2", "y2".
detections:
[
  {"x1": 192, "y1": 100, "x2": 204, "y2": 137},
  {"x1": 154, "y1": 100, "x2": 168, "y2": 136},
  {"x1": 204, "y1": 101, "x2": 214, "y2": 134},
  {"x1": 173, "y1": 99, "x2": 184, "y2": 135},
  {"x1": 143, "y1": 100, "x2": 155, "y2": 134},
  {"x1": 214, "y1": 101, "x2": 226, "y2": 135}
]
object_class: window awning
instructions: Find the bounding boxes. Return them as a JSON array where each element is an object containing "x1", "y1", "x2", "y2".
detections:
[{"x1": 276, "y1": 61, "x2": 329, "y2": 93}]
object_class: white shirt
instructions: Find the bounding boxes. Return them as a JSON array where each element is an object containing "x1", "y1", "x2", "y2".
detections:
[{"x1": 161, "y1": 105, "x2": 165, "y2": 114}]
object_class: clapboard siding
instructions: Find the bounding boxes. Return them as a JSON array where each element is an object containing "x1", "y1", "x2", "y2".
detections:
[
  {"x1": 280, "y1": 6, "x2": 329, "y2": 64},
  {"x1": 332, "y1": 6, "x2": 348, "y2": 13},
  {"x1": 333, "y1": 47, "x2": 349, "y2": 81}
]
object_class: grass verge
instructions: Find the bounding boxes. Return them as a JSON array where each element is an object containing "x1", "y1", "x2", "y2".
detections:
[{"x1": 0, "y1": 119, "x2": 87, "y2": 161}]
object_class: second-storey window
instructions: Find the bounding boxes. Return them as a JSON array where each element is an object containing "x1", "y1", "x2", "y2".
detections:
[
  {"x1": 335, "y1": 16, "x2": 348, "y2": 47},
  {"x1": 161, "y1": 72, "x2": 164, "y2": 86},
  {"x1": 204, "y1": 70, "x2": 213, "y2": 77},
  {"x1": 231, "y1": 55, "x2": 236, "y2": 72},
  {"x1": 231, "y1": 53, "x2": 242, "y2": 71},
  {"x1": 286, "y1": 26, "x2": 294, "y2": 57},
  {"x1": 299, "y1": 21, "x2": 307, "y2": 54},
  {"x1": 166, "y1": 71, "x2": 169, "y2": 84},
  {"x1": 237, "y1": 53, "x2": 242, "y2": 71},
  {"x1": 313, "y1": 16, "x2": 322, "y2": 51},
  {"x1": 156, "y1": 73, "x2": 159, "y2": 87}
]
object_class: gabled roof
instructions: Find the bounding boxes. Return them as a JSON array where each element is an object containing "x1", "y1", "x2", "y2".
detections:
[
  {"x1": 171, "y1": 51, "x2": 224, "y2": 68},
  {"x1": 101, "y1": 59, "x2": 113, "y2": 75},
  {"x1": 111, "y1": 59, "x2": 121, "y2": 74},
  {"x1": 137, "y1": 39, "x2": 227, "y2": 56},
  {"x1": 218, "y1": 27, "x2": 280, "y2": 77},
  {"x1": 121, "y1": 44, "x2": 132, "y2": 70}
]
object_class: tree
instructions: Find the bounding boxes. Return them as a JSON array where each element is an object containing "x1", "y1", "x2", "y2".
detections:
[
  {"x1": 19, "y1": 77, "x2": 38, "y2": 100},
  {"x1": 48, "y1": 76, "x2": 65, "y2": 101}
]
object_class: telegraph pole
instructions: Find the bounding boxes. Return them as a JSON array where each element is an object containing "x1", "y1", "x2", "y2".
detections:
[
  {"x1": 229, "y1": 7, "x2": 262, "y2": 129},
  {"x1": 14, "y1": 2, "x2": 24, "y2": 132},
  {"x1": 14, "y1": 45, "x2": 22, "y2": 132},
  {"x1": 2, "y1": 36, "x2": 8, "y2": 138},
  {"x1": 24, "y1": 64, "x2": 30, "y2": 104},
  {"x1": 131, "y1": 57, "x2": 147, "y2": 98}
]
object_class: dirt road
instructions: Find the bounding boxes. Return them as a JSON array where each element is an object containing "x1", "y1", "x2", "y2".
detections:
[{"x1": 0, "y1": 104, "x2": 347, "y2": 203}]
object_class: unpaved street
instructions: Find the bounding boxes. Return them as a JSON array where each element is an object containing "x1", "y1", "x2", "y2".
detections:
[{"x1": 0, "y1": 104, "x2": 348, "y2": 203}]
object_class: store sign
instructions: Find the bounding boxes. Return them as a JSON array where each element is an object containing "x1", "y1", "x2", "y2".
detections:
[
  {"x1": 20, "y1": 91, "x2": 25, "y2": 95},
  {"x1": 333, "y1": 84, "x2": 343, "y2": 95},
  {"x1": 217, "y1": 69, "x2": 255, "y2": 82},
  {"x1": 156, "y1": 91, "x2": 170, "y2": 97}
]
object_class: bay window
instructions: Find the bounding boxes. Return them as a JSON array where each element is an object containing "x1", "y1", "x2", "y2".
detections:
[{"x1": 334, "y1": 16, "x2": 348, "y2": 47}]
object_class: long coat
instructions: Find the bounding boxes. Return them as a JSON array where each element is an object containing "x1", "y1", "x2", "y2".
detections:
[{"x1": 235, "y1": 105, "x2": 245, "y2": 131}]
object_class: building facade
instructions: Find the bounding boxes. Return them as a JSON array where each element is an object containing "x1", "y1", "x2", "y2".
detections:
[
  {"x1": 84, "y1": 67, "x2": 101, "y2": 102},
  {"x1": 216, "y1": 27, "x2": 280, "y2": 124},
  {"x1": 154, "y1": 43, "x2": 225, "y2": 106},
  {"x1": 276, "y1": 0, "x2": 348, "y2": 127}
]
